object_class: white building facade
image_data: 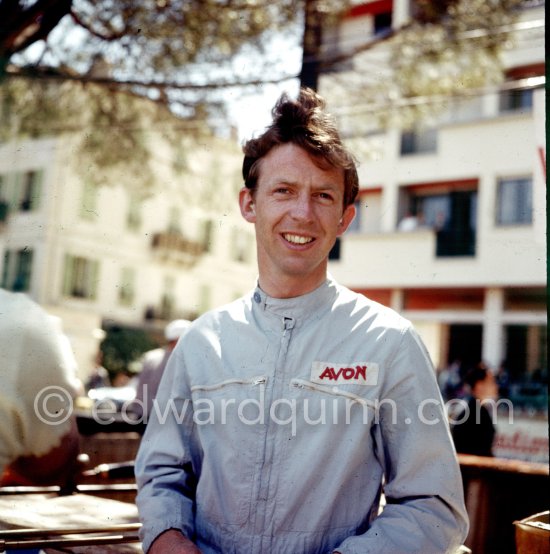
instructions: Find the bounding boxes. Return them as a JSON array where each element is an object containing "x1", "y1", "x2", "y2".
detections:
[
  {"x1": 322, "y1": 1, "x2": 546, "y2": 394},
  {"x1": 0, "y1": 128, "x2": 257, "y2": 380}
]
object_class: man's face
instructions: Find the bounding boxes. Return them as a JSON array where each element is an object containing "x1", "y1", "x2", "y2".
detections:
[{"x1": 239, "y1": 143, "x2": 355, "y2": 298}]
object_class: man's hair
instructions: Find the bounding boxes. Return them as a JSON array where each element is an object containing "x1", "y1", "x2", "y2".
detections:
[
  {"x1": 464, "y1": 365, "x2": 490, "y2": 390},
  {"x1": 242, "y1": 88, "x2": 359, "y2": 208}
]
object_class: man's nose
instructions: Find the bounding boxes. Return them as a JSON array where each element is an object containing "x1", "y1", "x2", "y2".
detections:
[{"x1": 290, "y1": 195, "x2": 314, "y2": 222}]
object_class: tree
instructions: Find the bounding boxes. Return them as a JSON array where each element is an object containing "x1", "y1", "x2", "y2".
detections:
[
  {"x1": 307, "y1": 0, "x2": 533, "y2": 133},
  {"x1": 100, "y1": 324, "x2": 158, "y2": 378},
  {"x1": 0, "y1": 0, "x2": 312, "y2": 191},
  {"x1": 0, "y1": 0, "x2": 534, "y2": 188},
  {"x1": 0, "y1": 1, "x2": 306, "y2": 109}
]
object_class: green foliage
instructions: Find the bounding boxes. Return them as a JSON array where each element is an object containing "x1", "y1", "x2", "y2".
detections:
[
  {"x1": 0, "y1": 0, "x2": 529, "y2": 183},
  {"x1": 100, "y1": 325, "x2": 159, "y2": 378},
  {"x1": 0, "y1": 76, "x2": 203, "y2": 193},
  {"x1": 321, "y1": 0, "x2": 525, "y2": 134}
]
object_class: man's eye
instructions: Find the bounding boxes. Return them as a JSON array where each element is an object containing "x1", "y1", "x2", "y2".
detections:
[
  {"x1": 317, "y1": 192, "x2": 334, "y2": 201},
  {"x1": 275, "y1": 187, "x2": 290, "y2": 194}
]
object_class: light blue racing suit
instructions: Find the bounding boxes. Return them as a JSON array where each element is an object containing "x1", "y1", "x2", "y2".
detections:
[{"x1": 135, "y1": 278, "x2": 468, "y2": 553}]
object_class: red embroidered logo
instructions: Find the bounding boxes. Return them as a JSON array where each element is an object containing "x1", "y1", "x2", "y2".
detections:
[
  {"x1": 310, "y1": 362, "x2": 379, "y2": 385},
  {"x1": 318, "y1": 366, "x2": 367, "y2": 381}
]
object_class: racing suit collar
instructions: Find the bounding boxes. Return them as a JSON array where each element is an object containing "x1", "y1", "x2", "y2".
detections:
[{"x1": 252, "y1": 276, "x2": 338, "y2": 324}]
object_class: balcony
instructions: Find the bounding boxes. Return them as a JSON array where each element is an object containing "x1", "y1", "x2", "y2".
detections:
[
  {"x1": 151, "y1": 231, "x2": 205, "y2": 266},
  {"x1": 330, "y1": 226, "x2": 545, "y2": 289}
]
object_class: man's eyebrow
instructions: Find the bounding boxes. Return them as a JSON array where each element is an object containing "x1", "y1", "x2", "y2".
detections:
[{"x1": 269, "y1": 179, "x2": 341, "y2": 189}]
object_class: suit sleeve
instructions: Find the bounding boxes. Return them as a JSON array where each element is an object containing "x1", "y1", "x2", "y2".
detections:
[
  {"x1": 335, "y1": 326, "x2": 469, "y2": 554},
  {"x1": 134, "y1": 344, "x2": 199, "y2": 553}
]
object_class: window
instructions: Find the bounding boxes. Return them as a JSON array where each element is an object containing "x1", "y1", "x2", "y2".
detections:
[
  {"x1": 202, "y1": 219, "x2": 214, "y2": 253},
  {"x1": 496, "y1": 177, "x2": 532, "y2": 225},
  {"x1": 1, "y1": 248, "x2": 34, "y2": 291},
  {"x1": 126, "y1": 196, "x2": 142, "y2": 231},
  {"x1": 348, "y1": 192, "x2": 383, "y2": 234},
  {"x1": 499, "y1": 64, "x2": 542, "y2": 114},
  {"x1": 62, "y1": 255, "x2": 99, "y2": 299},
  {"x1": 404, "y1": 187, "x2": 478, "y2": 257},
  {"x1": 400, "y1": 128, "x2": 437, "y2": 155},
  {"x1": 0, "y1": 170, "x2": 42, "y2": 213},
  {"x1": 80, "y1": 181, "x2": 98, "y2": 220},
  {"x1": 499, "y1": 88, "x2": 533, "y2": 113},
  {"x1": 19, "y1": 171, "x2": 42, "y2": 211},
  {"x1": 0, "y1": 175, "x2": 8, "y2": 222},
  {"x1": 328, "y1": 238, "x2": 341, "y2": 260},
  {"x1": 160, "y1": 275, "x2": 176, "y2": 319},
  {"x1": 118, "y1": 267, "x2": 135, "y2": 306},
  {"x1": 374, "y1": 11, "x2": 392, "y2": 34}
]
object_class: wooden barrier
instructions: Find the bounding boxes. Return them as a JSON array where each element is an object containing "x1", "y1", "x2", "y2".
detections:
[
  {"x1": 78, "y1": 432, "x2": 142, "y2": 468},
  {"x1": 0, "y1": 492, "x2": 141, "y2": 552},
  {"x1": 458, "y1": 454, "x2": 549, "y2": 553}
]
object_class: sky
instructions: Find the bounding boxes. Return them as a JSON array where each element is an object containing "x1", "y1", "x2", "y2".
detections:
[
  {"x1": 224, "y1": 32, "x2": 303, "y2": 142},
  {"x1": 228, "y1": 79, "x2": 301, "y2": 143}
]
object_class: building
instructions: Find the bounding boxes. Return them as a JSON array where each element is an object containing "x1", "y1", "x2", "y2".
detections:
[
  {"x1": 0, "y1": 109, "x2": 257, "y2": 381},
  {"x1": 322, "y1": 1, "x2": 546, "y2": 396}
]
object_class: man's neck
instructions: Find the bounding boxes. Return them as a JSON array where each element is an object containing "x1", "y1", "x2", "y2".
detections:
[{"x1": 258, "y1": 274, "x2": 327, "y2": 299}]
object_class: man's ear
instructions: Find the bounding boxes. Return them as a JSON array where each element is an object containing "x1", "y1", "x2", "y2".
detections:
[
  {"x1": 239, "y1": 187, "x2": 256, "y2": 223},
  {"x1": 337, "y1": 203, "x2": 356, "y2": 236}
]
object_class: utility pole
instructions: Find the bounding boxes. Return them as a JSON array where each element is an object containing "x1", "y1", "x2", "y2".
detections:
[{"x1": 299, "y1": 0, "x2": 323, "y2": 90}]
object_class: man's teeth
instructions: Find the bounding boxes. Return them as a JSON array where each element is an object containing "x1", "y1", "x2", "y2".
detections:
[{"x1": 284, "y1": 234, "x2": 313, "y2": 245}]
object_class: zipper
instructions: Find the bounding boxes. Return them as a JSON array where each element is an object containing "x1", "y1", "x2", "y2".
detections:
[
  {"x1": 253, "y1": 315, "x2": 295, "y2": 541},
  {"x1": 191, "y1": 376, "x2": 267, "y2": 393},
  {"x1": 290, "y1": 378, "x2": 377, "y2": 409}
]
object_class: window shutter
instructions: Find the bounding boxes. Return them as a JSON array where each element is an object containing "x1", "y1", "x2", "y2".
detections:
[
  {"x1": 30, "y1": 170, "x2": 43, "y2": 210},
  {"x1": 62, "y1": 254, "x2": 74, "y2": 296}
]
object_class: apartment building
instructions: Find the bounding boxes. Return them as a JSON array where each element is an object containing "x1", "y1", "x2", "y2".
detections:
[
  {"x1": 0, "y1": 126, "x2": 257, "y2": 380},
  {"x1": 322, "y1": 1, "x2": 546, "y2": 392}
]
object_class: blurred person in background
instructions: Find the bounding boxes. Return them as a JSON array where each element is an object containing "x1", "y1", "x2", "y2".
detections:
[
  {"x1": 85, "y1": 350, "x2": 110, "y2": 391},
  {"x1": 131, "y1": 319, "x2": 191, "y2": 427},
  {"x1": 0, "y1": 289, "x2": 82, "y2": 487},
  {"x1": 452, "y1": 363, "x2": 498, "y2": 457}
]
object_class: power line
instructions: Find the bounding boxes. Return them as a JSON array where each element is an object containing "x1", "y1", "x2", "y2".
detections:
[{"x1": 330, "y1": 76, "x2": 545, "y2": 117}]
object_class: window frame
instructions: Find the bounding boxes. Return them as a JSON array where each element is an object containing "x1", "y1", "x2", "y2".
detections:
[{"x1": 495, "y1": 176, "x2": 533, "y2": 226}]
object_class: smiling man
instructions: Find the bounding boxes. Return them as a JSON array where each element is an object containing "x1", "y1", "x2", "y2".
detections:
[
  {"x1": 135, "y1": 89, "x2": 468, "y2": 553},
  {"x1": 239, "y1": 142, "x2": 355, "y2": 298}
]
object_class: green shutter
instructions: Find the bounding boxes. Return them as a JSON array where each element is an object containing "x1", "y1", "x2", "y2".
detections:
[
  {"x1": 10, "y1": 172, "x2": 21, "y2": 211},
  {"x1": 30, "y1": 170, "x2": 43, "y2": 210},
  {"x1": 1, "y1": 250, "x2": 11, "y2": 288},
  {"x1": 90, "y1": 259, "x2": 100, "y2": 299},
  {"x1": 62, "y1": 254, "x2": 74, "y2": 296}
]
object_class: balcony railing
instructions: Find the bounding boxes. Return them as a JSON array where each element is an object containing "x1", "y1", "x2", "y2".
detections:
[{"x1": 151, "y1": 231, "x2": 204, "y2": 266}]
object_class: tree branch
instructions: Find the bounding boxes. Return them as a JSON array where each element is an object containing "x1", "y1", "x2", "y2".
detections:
[
  {"x1": 6, "y1": 64, "x2": 299, "y2": 90},
  {"x1": 69, "y1": 9, "x2": 127, "y2": 42},
  {"x1": 0, "y1": 0, "x2": 73, "y2": 58}
]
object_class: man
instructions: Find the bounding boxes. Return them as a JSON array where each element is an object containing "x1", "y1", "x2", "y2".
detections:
[
  {"x1": 452, "y1": 363, "x2": 498, "y2": 457},
  {"x1": 135, "y1": 89, "x2": 469, "y2": 553},
  {"x1": 132, "y1": 319, "x2": 191, "y2": 426},
  {"x1": 0, "y1": 290, "x2": 81, "y2": 486}
]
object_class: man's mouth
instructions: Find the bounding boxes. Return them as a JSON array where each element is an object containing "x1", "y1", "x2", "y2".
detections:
[{"x1": 283, "y1": 233, "x2": 314, "y2": 245}]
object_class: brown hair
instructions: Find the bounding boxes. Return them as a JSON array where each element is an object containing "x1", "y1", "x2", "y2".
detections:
[{"x1": 242, "y1": 88, "x2": 359, "y2": 208}]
